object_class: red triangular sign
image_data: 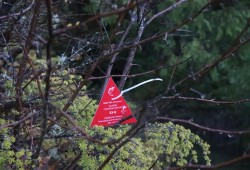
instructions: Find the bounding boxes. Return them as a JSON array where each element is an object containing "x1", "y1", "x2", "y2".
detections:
[{"x1": 90, "y1": 78, "x2": 137, "y2": 127}]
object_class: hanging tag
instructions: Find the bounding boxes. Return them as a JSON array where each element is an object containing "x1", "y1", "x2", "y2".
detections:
[{"x1": 90, "y1": 78, "x2": 137, "y2": 127}]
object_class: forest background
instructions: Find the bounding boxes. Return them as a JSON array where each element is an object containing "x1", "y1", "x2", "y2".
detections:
[{"x1": 0, "y1": 0, "x2": 250, "y2": 169}]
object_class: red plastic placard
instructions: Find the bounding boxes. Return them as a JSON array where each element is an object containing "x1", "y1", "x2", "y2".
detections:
[{"x1": 90, "y1": 78, "x2": 137, "y2": 127}]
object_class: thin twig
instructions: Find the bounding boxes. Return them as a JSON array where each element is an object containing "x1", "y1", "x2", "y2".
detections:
[
  {"x1": 33, "y1": 0, "x2": 53, "y2": 159},
  {"x1": 0, "y1": 1, "x2": 34, "y2": 21},
  {"x1": 97, "y1": 123, "x2": 145, "y2": 170},
  {"x1": 90, "y1": 57, "x2": 191, "y2": 80},
  {"x1": 156, "y1": 117, "x2": 250, "y2": 135},
  {"x1": 146, "y1": 0, "x2": 187, "y2": 26},
  {"x1": 163, "y1": 96, "x2": 250, "y2": 105},
  {"x1": 15, "y1": 0, "x2": 42, "y2": 112},
  {"x1": 0, "y1": 112, "x2": 36, "y2": 130},
  {"x1": 168, "y1": 154, "x2": 250, "y2": 170}
]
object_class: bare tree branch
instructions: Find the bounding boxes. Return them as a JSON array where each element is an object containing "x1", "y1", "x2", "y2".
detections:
[
  {"x1": 156, "y1": 117, "x2": 250, "y2": 135},
  {"x1": 0, "y1": 1, "x2": 34, "y2": 21},
  {"x1": 102, "y1": 21, "x2": 132, "y2": 86},
  {"x1": 146, "y1": 0, "x2": 187, "y2": 26},
  {"x1": 90, "y1": 57, "x2": 190, "y2": 80},
  {"x1": 163, "y1": 96, "x2": 250, "y2": 105},
  {"x1": 33, "y1": 0, "x2": 53, "y2": 159},
  {"x1": 169, "y1": 154, "x2": 250, "y2": 170},
  {"x1": 118, "y1": 1, "x2": 147, "y2": 89},
  {"x1": 0, "y1": 112, "x2": 36, "y2": 130}
]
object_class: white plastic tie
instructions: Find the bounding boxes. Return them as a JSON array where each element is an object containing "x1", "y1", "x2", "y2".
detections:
[{"x1": 111, "y1": 78, "x2": 163, "y2": 100}]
